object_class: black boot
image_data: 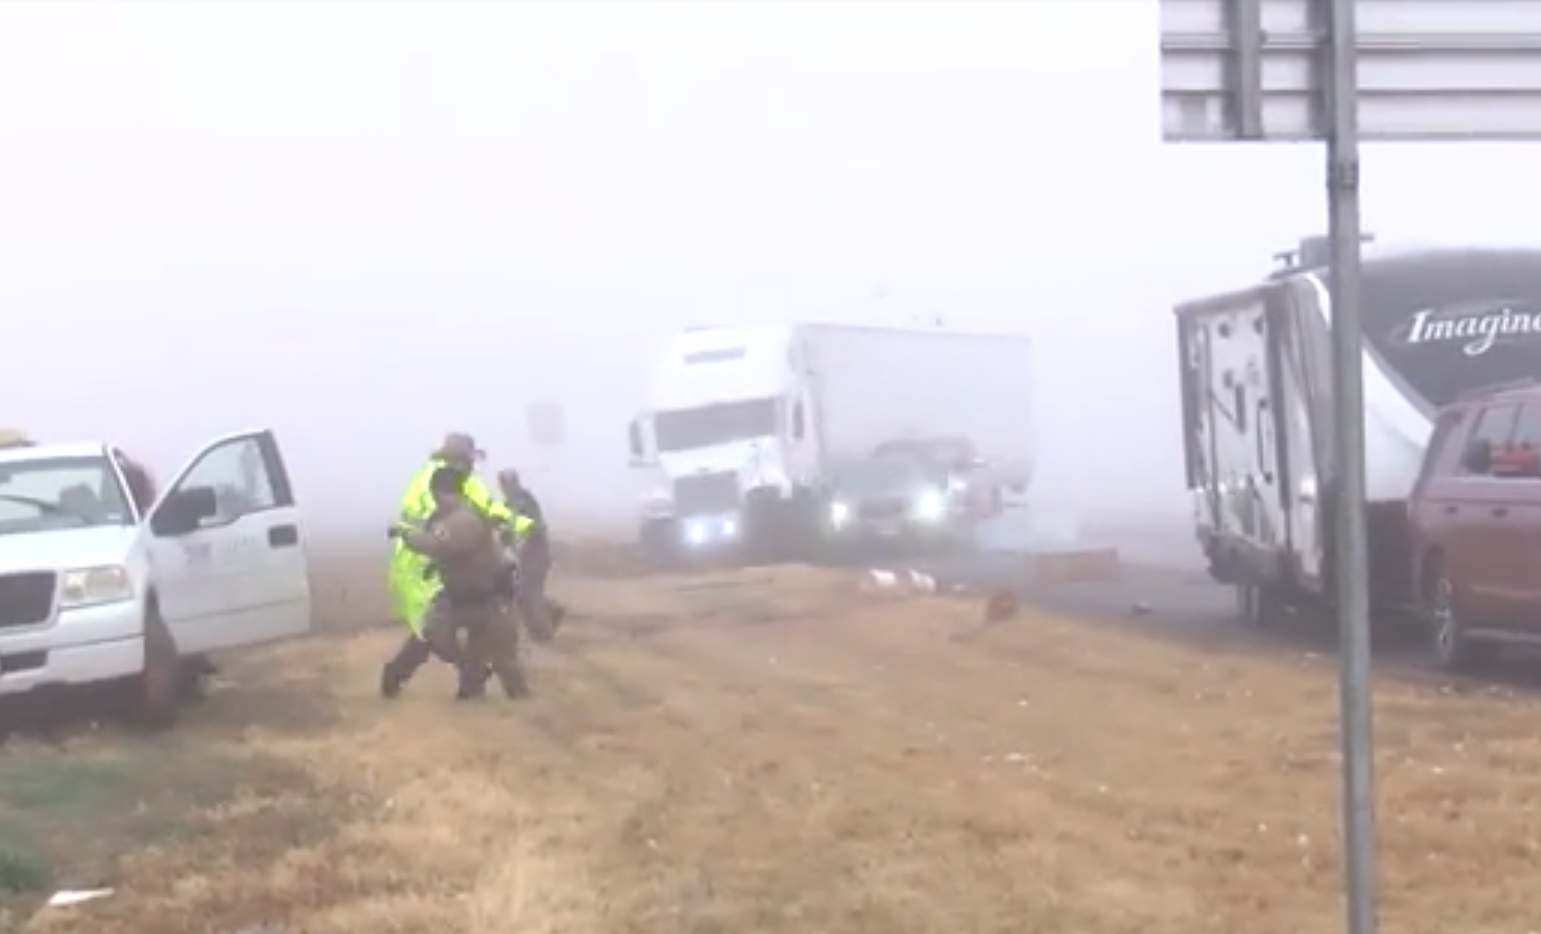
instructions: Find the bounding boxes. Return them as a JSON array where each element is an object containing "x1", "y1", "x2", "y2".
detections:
[
  {"x1": 380, "y1": 662, "x2": 406, "y2": 699},
  {"x1": 382, "y1": 636, "x2": 431, "y2": 699},
  {"x1": 499, "y1": 666, "x2": 531, "y2": 699},
  {"x1": 455, "y1": 662, "x2": 488, "y2": 700}
]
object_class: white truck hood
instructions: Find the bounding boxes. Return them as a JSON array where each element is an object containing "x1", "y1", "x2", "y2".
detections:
[{"x1": 0, "y1": 525, "x2": 138, "y2": 572}]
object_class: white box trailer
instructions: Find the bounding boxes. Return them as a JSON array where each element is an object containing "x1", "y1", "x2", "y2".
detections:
[
  {"x1": 802, "y1": 324, "x2": 1036, "y2": 480},
  {"x1": 627, "y1": 322, "x2": 1035, "y2": 557},
  {"x1": 1175, "y1": 245, "x2": 1541, "y2": 623}
]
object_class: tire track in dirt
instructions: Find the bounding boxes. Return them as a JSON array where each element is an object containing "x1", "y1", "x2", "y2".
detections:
[
  {"x1": 49, "y1": 567, "x2": 1541, "y2": 934},
  {"x1": 520, "y1": 633, "x2": 1059, "y2": 931},
  {"x1": 555, "y1": 573, "x2": 1486, "y2": 934},
  {"x1": 540, "y1": 578, "x2": 1234, "y2": 932}
]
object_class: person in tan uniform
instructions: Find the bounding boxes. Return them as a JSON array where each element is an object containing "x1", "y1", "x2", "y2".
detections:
[{"x1": 384, "y1": 465, "x2": 528, "y2": 700}]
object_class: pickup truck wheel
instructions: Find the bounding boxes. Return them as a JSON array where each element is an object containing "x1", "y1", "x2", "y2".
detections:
[
  {"x1": 1426, "y1": 571, "x2": 1492, "y2": 673},
  {"x1": 135, "y1": 608, "x2": 181, "y2": 731},
  {"x1": 177, "y1": 656, "x2": 216, "y2": 703}
]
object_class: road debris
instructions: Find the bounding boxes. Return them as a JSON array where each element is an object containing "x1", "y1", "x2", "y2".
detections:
[{"x1": 44, "y1": 887, "x2": 114, "y2": 908}]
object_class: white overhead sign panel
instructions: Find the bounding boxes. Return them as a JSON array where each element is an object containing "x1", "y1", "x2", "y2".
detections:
[{"x1": 1161, "y1": 0, "x2": 1541, "y2": 141}]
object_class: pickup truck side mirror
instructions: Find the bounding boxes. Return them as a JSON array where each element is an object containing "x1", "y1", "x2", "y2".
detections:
[
  {"x1": 150, "y1": 485, "x2": 218, "y2": 536},
  {"x1": 1462, "y1": 440, "x2": 1494, "y2": 475}
]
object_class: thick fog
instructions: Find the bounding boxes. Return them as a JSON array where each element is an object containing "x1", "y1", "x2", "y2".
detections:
[{"x1": 4, "y1": 1, "x2": 1539, "y2": 535}]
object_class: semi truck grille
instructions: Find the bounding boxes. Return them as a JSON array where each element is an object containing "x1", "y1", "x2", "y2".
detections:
[
  {"x1": 0, "y1": 572, "x2": 56, "y2": 629},
  {"x1": 858, "y1": 498, "x2": 907, "y2": 520},
  {"x1": 673, "y1": 472, "x2": 740, "y2": 515}
]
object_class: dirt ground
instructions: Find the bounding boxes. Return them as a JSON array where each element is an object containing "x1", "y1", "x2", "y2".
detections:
[{"x1": 13, "y1": 558, "x2": 1541, "y2": 934}]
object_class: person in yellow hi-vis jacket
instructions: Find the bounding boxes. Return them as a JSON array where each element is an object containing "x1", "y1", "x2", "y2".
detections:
[
  {"x1": 388, "y1": 432, "x2": 513, "y2": 638},
  {"x1": 384, "y1": 432, "x2": 540, "y2": 698}
]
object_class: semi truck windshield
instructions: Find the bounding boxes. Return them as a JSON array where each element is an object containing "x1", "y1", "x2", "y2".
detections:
[{"x1": 656, "y1": 399, "x2": 779, "y2": 453}]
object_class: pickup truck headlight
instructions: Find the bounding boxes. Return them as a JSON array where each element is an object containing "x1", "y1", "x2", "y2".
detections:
[
  {"x1": 913, "y1": 490, "x2": 946, "y2": 521},
  {"x1": 59, "y1": 565, "x2": 135, "y2": 609},
  {"x1": 828, "y1": 501, "x2": 851, "y2": 525}
]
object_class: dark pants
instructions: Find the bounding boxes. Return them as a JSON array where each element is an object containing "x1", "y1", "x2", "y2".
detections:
[
  {"x1": 382, "y1": 589, "x2": 524, "y2": 698},
  {"x1": 381, "y1": 631, "x2": 460, "y2": 698},
  {"x1": 385, "y1": 632, "x2": 456, "y2": 676},
  {"x1": 518, "y1": 541, "x2": 565, "y2": 641}
]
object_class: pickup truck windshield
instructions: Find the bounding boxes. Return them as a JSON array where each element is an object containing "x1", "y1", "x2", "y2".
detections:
[
  {"x1": 829, "y1": 458, "x2": 929, "y2": 494},
  {"x1": 0, "y1": 456, "x2": 133, "y2": 535}
]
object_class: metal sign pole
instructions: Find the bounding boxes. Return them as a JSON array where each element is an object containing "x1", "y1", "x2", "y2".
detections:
[
  {"x1": 1161, "y1": 2, "x2": 1541, "y2": 930},
  {"x1": 1322, "y1": 1, "x2": 1378, "y2": 933}
]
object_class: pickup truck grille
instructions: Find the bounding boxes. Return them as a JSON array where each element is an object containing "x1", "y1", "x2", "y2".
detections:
[
  {"x1": 673, "y1": 472, "x2": 740, "y2": 515},
  {"x1": 0, "y1": 572, "x2": 55, "y2": 629}
]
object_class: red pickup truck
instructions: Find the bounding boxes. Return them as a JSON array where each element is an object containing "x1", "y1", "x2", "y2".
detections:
[{"x1": 1407, "y1": 382, "x2": 1541, "y2": 670}]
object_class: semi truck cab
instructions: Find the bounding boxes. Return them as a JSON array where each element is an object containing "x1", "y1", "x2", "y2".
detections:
[{"x1": 627, "y1": 325, "x2": 821, "y2": 557}]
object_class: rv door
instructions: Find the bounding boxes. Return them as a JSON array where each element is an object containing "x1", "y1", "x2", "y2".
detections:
[
  {"x1": 1181, "y1": 293, "x2": 1288, "y2": 552},
  {"x1": 145, "y1": 429, "x2": 312, "y2": 655}
]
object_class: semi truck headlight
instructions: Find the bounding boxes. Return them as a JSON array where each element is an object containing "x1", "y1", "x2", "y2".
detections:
[
  {"x1": 683, "y1": 517, "x2": 738, "y2": 547},
  {"x1": 60, "y1": 565, "x2": 134, "y2": 608},
  {"x1": 913, "y1": 490, "x2": 945, "y2": 521}
]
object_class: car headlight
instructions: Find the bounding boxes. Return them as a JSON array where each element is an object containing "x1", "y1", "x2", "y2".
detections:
[
  {"x1": 59, "y1": 564, "x2": 135, "y2": 609},
  {"x1": 829, "y1": 501, "x2": 851, "y2": 524},
  {"x1": 913, "y1": 490, "x2": 945, "y2": 520}
]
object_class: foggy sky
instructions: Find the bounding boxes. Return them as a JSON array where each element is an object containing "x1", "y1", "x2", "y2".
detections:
[{"x1": 4, "y1": 0, "x2": 1538, "y2": 532}]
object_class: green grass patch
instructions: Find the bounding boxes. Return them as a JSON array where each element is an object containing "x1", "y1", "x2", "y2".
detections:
[{"x1": 0, "y1": 733, "x2": 245, "y2": 918}]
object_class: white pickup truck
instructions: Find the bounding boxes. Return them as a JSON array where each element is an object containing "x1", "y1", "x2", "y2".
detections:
[{"x1": 0, "y1": 429, "x2": 313, "y2": 727}]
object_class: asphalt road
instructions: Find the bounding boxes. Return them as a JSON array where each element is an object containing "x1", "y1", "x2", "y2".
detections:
[
  {"x1": 903, "y1": 514, "x2": 1541, "y2": 696},
  {"x1": 902, "y1": 515, "x2": 1233, "y2": 632}
]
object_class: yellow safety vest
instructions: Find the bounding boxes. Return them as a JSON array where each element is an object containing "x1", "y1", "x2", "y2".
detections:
[
  {"x1": 510, "y1": 510, "x2": 536, "y2": 538},
  {"x1": 398, "y1": 459, "x2": 513, "y2": 525}
]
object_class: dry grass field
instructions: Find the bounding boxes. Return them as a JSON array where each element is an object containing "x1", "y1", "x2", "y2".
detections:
[{"x1": 6, "y1": 548, "x2": 1541, "y2": 933}]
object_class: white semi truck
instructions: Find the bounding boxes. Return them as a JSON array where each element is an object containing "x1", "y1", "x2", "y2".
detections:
[
  {"x1": 1176, "y1": 239, "x2": 1541, "y2": 625},
  {"x1": 627, "y1": 322, "x2": 1036, "y2": 559}
]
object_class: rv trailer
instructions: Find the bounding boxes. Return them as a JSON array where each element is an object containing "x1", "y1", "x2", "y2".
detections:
[{"x1": 1176, "y1": 242, "x2": 1541, "y2": 625}]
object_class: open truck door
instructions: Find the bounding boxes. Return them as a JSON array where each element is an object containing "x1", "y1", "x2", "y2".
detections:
[{"x1": 145, "y1": 429, "x2": 312, "y2": 655}]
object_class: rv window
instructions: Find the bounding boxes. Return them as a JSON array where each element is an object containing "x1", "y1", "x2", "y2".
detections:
[{"x1": 655, "y1": 398, "x2": 779, "y2": 452}]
